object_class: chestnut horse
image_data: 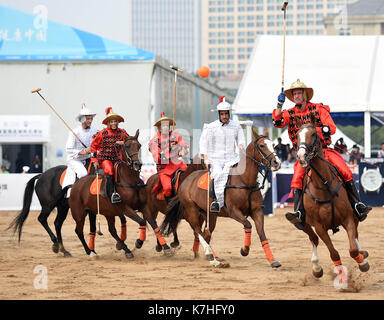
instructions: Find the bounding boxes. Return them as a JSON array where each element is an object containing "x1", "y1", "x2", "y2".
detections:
[
  {"x1": 161, "y1": 129, "x2": 282, "y2": 268},
  {"x1": 69, "y1": 130, "x2": 172, "y2": 258},
  {"x1": 144, "y1": 154, "x2": 205, "y2": 252},
  {"x1": 294, "y1": 115, "x2": 369, "y2": 284}
]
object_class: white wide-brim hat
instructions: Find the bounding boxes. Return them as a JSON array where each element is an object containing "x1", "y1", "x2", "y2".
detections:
[{"x1": 76, "y1": 104, "x2": 96, "y2": 122}]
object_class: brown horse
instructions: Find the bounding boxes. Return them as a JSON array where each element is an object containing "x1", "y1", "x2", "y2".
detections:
[
  {"x1": 144, "y1": 154, "x2": 205, "y2": 252},
  {"x1": 69, "y1": 129, "x2": 172, "y2": 258},
  {"x1": 161, "y1": 129, "x2": 282, "y2": 268},
  {"x1": 294, "y1": 114, "x2": 369, "y2": 285}
]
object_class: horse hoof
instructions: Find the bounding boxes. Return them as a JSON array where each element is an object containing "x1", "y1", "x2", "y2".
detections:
[
  {"x1": 193, "y1": 252, "x2": 199, "y2": 259},
  {"x1": 271, "y1": 261, "x2": 282, "y2": 269},
  {"x1": 312, "y1": 268, "x2": 323, "y2": 278},
  {"x1": 63, "y1": 251, "x2": 72, "y2": 257},
  {"x1": 116, "y1": 242, "x2": 124, "y2": 251},
  {"x1": 89, "y1": 251, "x2": 98, "y2": 259},
  {"x1": 170, "y1": 241, "x2": 180, "y2": 248},
  {"x1": 125, "y1": 252, "x2": 134, "y2": 259},
  {"x1": 52, "y1": 243, "x2": 59, "y2": 254},
  {"x1": 163, "y1": 248, "x2": 174, "y2": 257},
  {"x1": 360, "y1": 250, "x2": 369, "y2": 259},
  {"x1": 135, "y1": 239, "x2": 143, "y2": 249},
  {"x1": 155, "y1": 244, "x2": 163, "y2": 252},
  {"x1": 359, "y1": 261, "x2": 370, "y2": 272},
  {"x1": 210, "y1": 258, "x2": 230, "y2": 268},
  {"x1": 240, "y1": 247, "x2": 249, "y2": 257}
]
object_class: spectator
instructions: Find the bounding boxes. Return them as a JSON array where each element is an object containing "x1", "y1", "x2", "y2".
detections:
[
  {"x1": 377, "y1": 143, "x2": 384, "y2": 158},
  {"x1": 1, "y1": 165, "x2": 9, "y2": 174},
  {"x1": 274, "y1": 137, "x2": 289, "y2": 162},
  {"x1": 287, "y1": 147, "x2": 296, "y2": 164},
  {"x1": 349, "y1": 144, "x2": 364, "y2": 167},
  {"x1": 1, "y1": 153, "x2": 11, "y2": 171},
  {"x1": 334, "y1": 137, "x2": 347, "y2": 154},
  {"x1": 31, "y1": 154, "x2": 42, "y2": 173}
]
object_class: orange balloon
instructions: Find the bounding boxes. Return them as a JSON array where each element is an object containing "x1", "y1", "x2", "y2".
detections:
[{"x1": 198, "y1": 65, "x2": 210, "y2": 78}]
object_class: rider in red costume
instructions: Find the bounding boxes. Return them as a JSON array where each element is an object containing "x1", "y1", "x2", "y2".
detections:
[
  {"x1": 149, "y1": 112, "x2": 190, "y2": 203},
  {"x1": 91, "y1": 107, "x2": 129, "y2": 204},
  {"x1": 272, "y1": 79, "x2": 371, "y2": 230}
]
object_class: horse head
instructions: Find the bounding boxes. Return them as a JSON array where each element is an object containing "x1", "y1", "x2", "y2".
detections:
[
  {"x1": 250, "y1": 128, "x2": 281, "y2": 171},
  {"x1": 295, "y1": 114, "x2": 321, "y2": 168},
  {"x1": 122, "y1": 129, "x2": 142, "y2": 171}
]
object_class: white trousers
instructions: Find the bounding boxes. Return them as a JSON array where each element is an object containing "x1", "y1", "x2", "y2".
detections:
[
  {"x1": 209, "y1": 160, "x2": 232, "y2": 208},
  {"x1": 62, "y1": 159, "x2": 88, "y2": 197}
]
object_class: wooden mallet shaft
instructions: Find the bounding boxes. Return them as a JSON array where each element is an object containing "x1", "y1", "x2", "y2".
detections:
[
  {"x1": 281, "y1": 2, "x2": 289, "y2": 92},
  {"x1": 169, "y1": 65, "x2": 183, "y2": 131},
  {"x1": 31, "y1": 88, "x2": 87, "y2": 148}
]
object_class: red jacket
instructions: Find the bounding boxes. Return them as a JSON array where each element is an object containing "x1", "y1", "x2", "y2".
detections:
[
  {"x1": 149, "y1": 131, "x2": 190, "y2": 171},
  {"x1": 272, "y1": 102, "x2": 336, "y2": 150},
  {"x1": 91, "y1": 127, "x2": 129, "y2": 163}
]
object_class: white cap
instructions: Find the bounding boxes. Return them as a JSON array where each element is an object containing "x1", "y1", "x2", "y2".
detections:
[
  {"x1": 76, "y1": 104, "x2": 96, "y2": 122},
  {"x1": 211, "y1": 96, "x2": 234, "y2": 112}
]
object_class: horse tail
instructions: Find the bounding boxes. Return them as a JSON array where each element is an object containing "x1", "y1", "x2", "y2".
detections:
[
  {"x1": 160, "y1": 195, "x2": 184, "y2": 236},
  {"x1": 7, "y1": 174, "x2": 42, "y2": 242}
]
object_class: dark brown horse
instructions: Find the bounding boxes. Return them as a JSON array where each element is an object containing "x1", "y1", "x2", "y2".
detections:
[
  {"x1": 144, "y1": 154, "x2": 205, "y2": 252},
  {"x1": 161, "y1": 129, "x2": 282, "y2": 268},
  {"x1": 294, "y1": 114, "x2": 369, "y2": 285},
  {"x1": 69, "y1": 129, "x2": 172, "y2": 258}
]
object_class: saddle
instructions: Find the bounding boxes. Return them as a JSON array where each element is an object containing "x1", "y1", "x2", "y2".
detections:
[
  {"x1": 197, "y1": 172, "x2": 212, "y2": 191},
  {"x1": 153, "y1": 169, "x2": 183, "y2": 200},
  {"x1": 90, "y1": 176, "x2": 107, "y2": 197}
]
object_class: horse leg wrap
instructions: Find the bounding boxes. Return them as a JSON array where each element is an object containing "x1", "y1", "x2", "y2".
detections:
[
  {"x1": 332, "y1": 259, "x2": 342, "y2": 267},
  {"x1": 154, "y1": 227, "x2": 166, "y2": 246},
  {"x1": 139, "y1": 226, "x2": 146, "y2": 241},
  {"x1": 89, "y1": 232, "x2": 96, "y2": 251},
  {"x1": 193, "y1": 238, "x2": 200, "y2": 254},
  {"x1": 120, "y1": 223, "x2": 127, "y2": 242},
  {"x1": 244, "y1": 228, "x2": 252, "y2": 247},
  {"x1": 353, "y1": 253, "x2": 365, "y2": 265},
  {"x1": 261, "y1": 240, "x2": 274, "y2": 262}
]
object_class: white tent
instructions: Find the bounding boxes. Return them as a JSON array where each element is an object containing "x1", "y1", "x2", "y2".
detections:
[{"x1": 234, "y1": 35, "x2": 384, "y2": 157}]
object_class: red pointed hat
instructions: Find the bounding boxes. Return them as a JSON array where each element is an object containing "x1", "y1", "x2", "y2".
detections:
[
  {"x1": 211, "y1": 96, "x2": 234, "y2": 112},
  {"x1": 102, "y1": 107, "x2": 124, "y2": 125},
  {"x1": 154, "y1": 112, "x2": 175, "y2": 127}
]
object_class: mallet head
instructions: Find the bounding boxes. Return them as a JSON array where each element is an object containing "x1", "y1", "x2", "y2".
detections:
[
  {"x1": 281, "y1": 1, "x2": 288, "y2": 11},
  {"x1": 169, "y1": 65, "x2": 183, "y2": 73},
  {"x1": 31, "y1": 88, "x2": 42, "y2": 93}
]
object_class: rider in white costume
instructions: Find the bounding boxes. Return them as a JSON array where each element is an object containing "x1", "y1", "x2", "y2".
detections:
[
  {"x1": 62, "y1": 104, "x2": 98, "y2": 197},
  {"x1": 199, "y1": 96, "x2": 245, "y2": 212}
]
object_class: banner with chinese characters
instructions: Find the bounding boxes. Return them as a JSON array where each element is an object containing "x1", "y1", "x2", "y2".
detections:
[
  {"x1": 0, "y1": 115, "x2": 50, "y2": 143},
  {"x1": 0, "y1": 173, "x2": 41, "y2": 211}
]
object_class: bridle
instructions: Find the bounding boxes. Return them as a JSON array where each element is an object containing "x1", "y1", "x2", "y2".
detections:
[
  {"x1": 297, "y1": 125, "x2": 321, "y2": 163},
  {"x1": 115, "y1": 137, "x2": 142, "y2": 171},
  {"x1": 244, "y1": 135, "x2": 277, "y2": 169}
]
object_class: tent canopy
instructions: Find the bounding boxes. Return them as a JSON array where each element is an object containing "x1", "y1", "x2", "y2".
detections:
[
  {"x1": 234, "y1": 35, "x2": 384, "y2": 126},
  {"x1": 0, "y1": 3, "x2": 154, "y2": 61}
]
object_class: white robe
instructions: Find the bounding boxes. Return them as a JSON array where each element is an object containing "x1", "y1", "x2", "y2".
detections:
[
  {"x1": 62, "y1": 125, "x2": 99, "y2": 196},
  {"x1": 199, "y1": 119, "x2": 245, "y2": 208}
]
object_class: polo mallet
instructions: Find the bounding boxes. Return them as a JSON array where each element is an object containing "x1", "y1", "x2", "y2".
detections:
[
  {"x1": 31, "y1": 88, "x2": 87, "y2": 148},
  {"x1": 169, "y1": 65, "x2": 183, "y2": 131},
  {"x1": 281, "y1": 2, "x2": 289, "y2": 93},
  {"x1": 96, "y1": 171, "x2": 103, "y2": 235}
]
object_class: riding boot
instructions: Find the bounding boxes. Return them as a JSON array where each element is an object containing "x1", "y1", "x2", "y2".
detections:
[
  {"x1": 209, "y1": 180, "x2": 220, "y2": 213},
  {"x1": 344, "y1": 180, "x2": 372, "y2": 222},
  {"x1": 285, "y1": 188, "x2": 306, "y2": 230},
  {"x1": 107, "y1": 175, "x2": 121, "y2": 204}
]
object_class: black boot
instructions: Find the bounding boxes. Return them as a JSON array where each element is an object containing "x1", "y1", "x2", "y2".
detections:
[
  {"x1": 285, "y1": 188, "x2": 306, "y2": 230},
  {"x1": 164, "y1": 195, "x2": 173, "y2": 204},
  {"x1": 106, "y1": 175, "x2": 121, "y2": 204},
  {"x1": 209, "y1": 180, "x2": 220, "y2": 213},
  {"x1": 344, "y1": 180, "x2": 371, "y2": 222}
]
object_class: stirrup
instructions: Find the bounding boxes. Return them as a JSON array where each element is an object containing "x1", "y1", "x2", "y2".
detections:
[
  {"x1": 111, "y1": 192, "x2": 121, "y2": 204},
  {"x1": 209, "y1": 201, "x2": 220, "y2": 213},
  {"x1": 285, "y1": 210, "x2": 305, "y2": 230},
  {"x1": 354, "y1": 202, "x2": 371, "y2": 222}
]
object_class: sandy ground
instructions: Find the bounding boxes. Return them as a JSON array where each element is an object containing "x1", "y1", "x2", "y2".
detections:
[{"x1": 0, "y1": 206, "x2": 383, "y2": 300}]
